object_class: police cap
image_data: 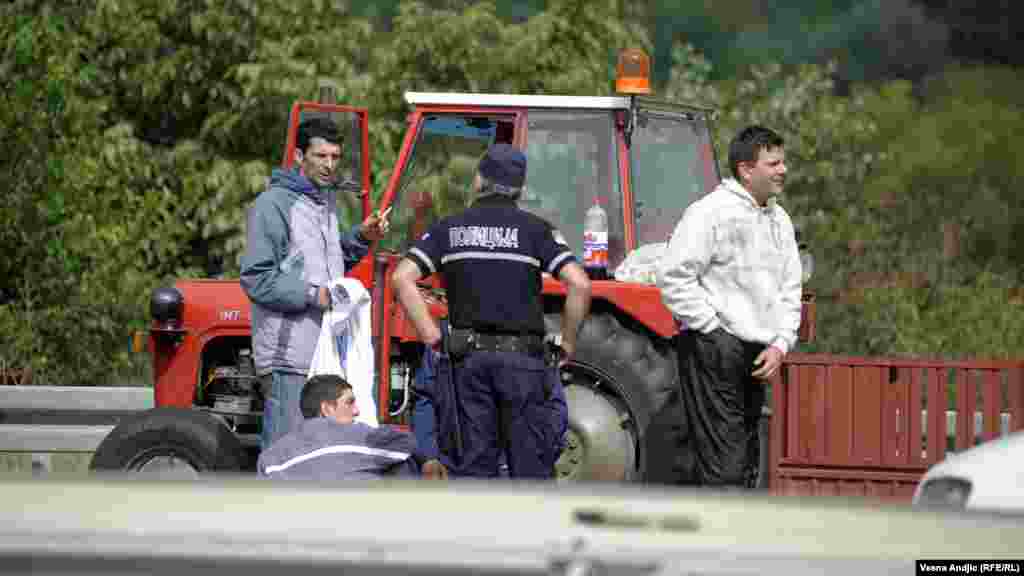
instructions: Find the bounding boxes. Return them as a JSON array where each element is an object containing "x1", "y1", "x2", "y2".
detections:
[{"x1": 478, "y1": 143, "x2": 526, "y2": 189}]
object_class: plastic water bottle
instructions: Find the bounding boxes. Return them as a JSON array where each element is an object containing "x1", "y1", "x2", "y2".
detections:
[{"x1": 582, "y1": 196, "x2": 609, "y2": 280}]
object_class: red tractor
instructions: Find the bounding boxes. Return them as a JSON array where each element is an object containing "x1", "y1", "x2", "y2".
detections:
[{"x1": 92, "y1": 53, "x2": 815, "y2": 482}]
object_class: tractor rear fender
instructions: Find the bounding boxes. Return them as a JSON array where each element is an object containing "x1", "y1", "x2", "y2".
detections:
[{"x1": 542, "y1": 276, "x2": 677, "y2": 339}]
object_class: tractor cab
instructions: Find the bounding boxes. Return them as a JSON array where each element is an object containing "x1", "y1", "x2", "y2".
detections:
[{"x1": 377, "y1": 93, "x2": 719, "y2": 281}]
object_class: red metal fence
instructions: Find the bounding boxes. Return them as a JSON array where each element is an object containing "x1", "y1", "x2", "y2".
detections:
[{"x1": 767, "y1": 354, "x2": 1024, "y2": 501}]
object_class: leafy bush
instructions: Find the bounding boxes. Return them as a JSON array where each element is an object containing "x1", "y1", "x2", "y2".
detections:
[{"x1": 2, "y1": 1, "x2": 1021, "y2": 385}]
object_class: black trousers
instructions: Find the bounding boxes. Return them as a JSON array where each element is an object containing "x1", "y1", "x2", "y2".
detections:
[{"x1": 669, "y1": 328, "x2": 766, "y2": 487}]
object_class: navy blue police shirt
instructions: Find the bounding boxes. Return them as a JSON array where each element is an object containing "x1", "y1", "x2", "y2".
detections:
[{"x1": 407, "y1": 195, "x2": 576, "y2": 336}]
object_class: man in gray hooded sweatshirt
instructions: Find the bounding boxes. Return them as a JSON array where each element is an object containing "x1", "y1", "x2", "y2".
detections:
[
  {"x1": 258, "y1": 374, "x2": 443, "y2": 480},
  {"x1": 241, "y1": 117, "x2": 388, "y2": 450}
]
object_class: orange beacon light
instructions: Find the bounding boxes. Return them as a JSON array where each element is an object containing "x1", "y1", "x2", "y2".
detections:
[{"x1": 616, "y1": 48, "x2": 651, "y2": 95}]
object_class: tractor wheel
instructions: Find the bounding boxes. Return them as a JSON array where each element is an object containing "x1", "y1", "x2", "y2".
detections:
[
  {"x1": 546, "y1": 313, "x2": 679, "y2": 483},
  {"x1": 90, "y1": 408, "x2": 246, "y2": 478},
  {"x1": 554, "y1": 378, "x2": 637, "y2": 482}
]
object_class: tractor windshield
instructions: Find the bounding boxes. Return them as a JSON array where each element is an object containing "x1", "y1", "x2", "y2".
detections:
[
  {"x1": 630, "y1": 106, "x2": 719, "y2": 248},
  {"x1": 381, "y1": 114, "x2": 513, "y2": 253},
  {"x1": 382, "y1": 109, "x2": 624, "y2": 270},
  {"x1": 521, "y1": 110, "x2": 624, "y2": 270}
]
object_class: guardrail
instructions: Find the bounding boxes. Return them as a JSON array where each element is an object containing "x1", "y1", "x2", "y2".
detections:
[{"x1": 0, "y1": 386, "x2": 154, "y2": 473}]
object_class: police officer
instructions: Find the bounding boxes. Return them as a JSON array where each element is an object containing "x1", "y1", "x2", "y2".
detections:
[{"x1": 392, "y1": 143, "x2": 591, "y2": 479}]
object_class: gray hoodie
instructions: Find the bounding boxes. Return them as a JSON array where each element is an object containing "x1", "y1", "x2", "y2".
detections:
[
  {"x1": 240, "y1": 168, "x2": 369, "y2": 375},
  {"x1": 257, "y1": 418, "x2": 420, "y2": 480}
]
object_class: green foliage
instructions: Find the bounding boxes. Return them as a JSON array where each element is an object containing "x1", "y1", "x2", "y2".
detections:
[
  {"x1": 864, "y1": 66, "x2": 1024, "y2": 271},
  {"x1": 0, "y1": 2, "x2": 140, "y2": 385},
  {"x1": 366, "y1": 0, "x2": 645, "y2": 205},
  {"x1": 822, "y1": 65, "x2": 1024, "y2": 359},
  {"x1": 664, "y1": 41, "x2": 1024, "y2": 359},
  {"x1": 832, "y1": 271, "x2": 1024, "y2": 360},
  {"x1": 0, "y1": 0, "x2": 649, "y2": 385},
  {"x1": 635, "y1": 0, "x2": 949, "y2": 86},
  {"x1": 2, "y1": 0, "x2": 1021, "y2": 385}
]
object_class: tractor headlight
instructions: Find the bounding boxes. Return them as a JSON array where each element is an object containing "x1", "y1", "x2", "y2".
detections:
[
  {"x1": 915, "y1": 477, "x2": 972, "y2": 510},
  {"x1": 151, "y1": 286, "x2": 184, "y2": 329}
]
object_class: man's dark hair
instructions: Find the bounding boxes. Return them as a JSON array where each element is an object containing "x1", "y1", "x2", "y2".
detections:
[
  {"x1": 300, "y1": 374, "x2": 352, "y2": 419},
  {"x1": 296, "y1": 117, "x2": 342, "y2": 154},
  {"x1": 728, "y1": 125, "x2": 784, "y2": 180}
]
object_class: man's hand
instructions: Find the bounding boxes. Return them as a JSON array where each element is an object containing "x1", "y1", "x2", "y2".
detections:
[
  {"x1": 422, "y1": 323, "x2": 442, "y2": 350},
  {"x1": 358, "y1": 206, "x2": 392, "y2": 242},
  {"x1": 317, "y1": 286, "x2": 330, "y2": 310},
  {"x1": 421, "y1": 459, "x2": 448, "y2": 480},
  {"x1": 558, "y1": 338, "x2": 575, "y2": 365},
  {"x1": 751, "y1": 345, "x2": 784, "y2": 380}
]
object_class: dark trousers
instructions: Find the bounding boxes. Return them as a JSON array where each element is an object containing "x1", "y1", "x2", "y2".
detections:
[
  {"x1": 437, "y1": 350, "x2": 553, "y2": 479},
  {"x1": 674, "y1": 328, "x2": 766, "y2": 487}
]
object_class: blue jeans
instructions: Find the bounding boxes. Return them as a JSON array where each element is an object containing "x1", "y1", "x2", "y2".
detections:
[{"x1": 260, "y1": 371, "x2": 306, "y2": 450}]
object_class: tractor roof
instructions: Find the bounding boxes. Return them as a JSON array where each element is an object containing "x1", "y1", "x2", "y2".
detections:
[{"x1": 405, "y1": 92, "x2": 632, "y2": 111}]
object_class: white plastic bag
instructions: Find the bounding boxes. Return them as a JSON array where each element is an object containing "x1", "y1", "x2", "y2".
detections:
[
  {"x1": 308, "y1": 313, "x2": 344, "y2": 379},
  {"x1": 613, "y1": 242, "x2": 667, "y2": 285},
  {"x1": 307, "y1": 278, "x2": 378, "y2": 427}
]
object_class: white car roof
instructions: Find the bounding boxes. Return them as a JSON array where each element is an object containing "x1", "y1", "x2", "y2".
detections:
[{"x1": 405, "y1": 91, "x2": 632, "y2": 110}]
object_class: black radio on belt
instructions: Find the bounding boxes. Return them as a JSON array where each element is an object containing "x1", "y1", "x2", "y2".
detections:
[{"x1": 447, "y1": 328, "x2": 544, "y2": 359}]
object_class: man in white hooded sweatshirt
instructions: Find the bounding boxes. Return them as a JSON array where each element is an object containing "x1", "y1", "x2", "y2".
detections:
[{"x1": 656, "y1": 126, "x2": 802, "y2": 488}]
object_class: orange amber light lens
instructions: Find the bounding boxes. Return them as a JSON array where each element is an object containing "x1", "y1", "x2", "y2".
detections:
[{"x1": 616, "y1": 48, "x2": 651, "y2": 95}]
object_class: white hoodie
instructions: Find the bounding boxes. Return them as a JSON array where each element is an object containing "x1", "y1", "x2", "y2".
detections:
[{"x1": 656, "y1": 178, "x2": 802, "y2": 354}]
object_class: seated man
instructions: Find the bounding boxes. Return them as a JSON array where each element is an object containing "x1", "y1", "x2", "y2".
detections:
[{"x1": 258, "y1": 374, "x2": 444, "y2": 480}]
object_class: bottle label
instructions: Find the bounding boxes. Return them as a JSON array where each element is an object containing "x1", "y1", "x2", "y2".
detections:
[{"x1": 583, "y1": 231, "x2": 608, "y2": 268}]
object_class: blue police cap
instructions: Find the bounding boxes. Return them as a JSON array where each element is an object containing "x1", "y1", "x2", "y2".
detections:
[{"x1": 478, "y1": 143, "x2": 526, "y2": 189}]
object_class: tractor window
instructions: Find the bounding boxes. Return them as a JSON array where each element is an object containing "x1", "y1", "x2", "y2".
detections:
[
  {"x1": 630, "y1": 110, "x2": 718, "y2": 247},
  {"x1": 522, "y1": 110, "x2": 624, "y2": 270},
  {"x1": 380, "y1": 114, "x2": 514, "y2": 253}
]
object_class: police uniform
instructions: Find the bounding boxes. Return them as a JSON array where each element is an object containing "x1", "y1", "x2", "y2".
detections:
[
  {"x1": 405, "y1": 144, "x2": 575, "y2": 479},
  {"x1": 410, "y1": 323, "x2": 569, "y2": 477}
]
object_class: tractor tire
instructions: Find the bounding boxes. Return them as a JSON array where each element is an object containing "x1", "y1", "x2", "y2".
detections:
[
  {"x1": 555, "y1": 382, "x2": 637, "y2": 482},
  {"x1": 90, "y1": 408, "x2": 246, "y2": 478},
  {"x1": 546, "y1": 313, "x2": 680, "y2": 483}
]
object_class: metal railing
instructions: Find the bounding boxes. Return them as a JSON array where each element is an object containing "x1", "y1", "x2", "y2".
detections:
[{"x1": 0, "y1": 386, "x2": 153, "y2": 454}]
